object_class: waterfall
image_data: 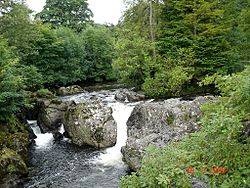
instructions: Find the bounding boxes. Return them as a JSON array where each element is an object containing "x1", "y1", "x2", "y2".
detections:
[
  {"x1": 95, "y1": 102, "x2": 135, "y2": 166},
  {"x1": 25, "y1": 90, "x2": 143, "y2": 188},
  {"x1": 28, "y1": 120, "x2": 54, "y2": 149}
]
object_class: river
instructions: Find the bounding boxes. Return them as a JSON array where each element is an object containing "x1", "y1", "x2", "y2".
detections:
[{"x1": 24, "y1": 90, "x2": 137, "y2": 188}]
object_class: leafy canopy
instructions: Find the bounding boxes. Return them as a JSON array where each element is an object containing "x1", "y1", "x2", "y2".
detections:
[{"x1": 37, "y1": 0, "x2": 93, "y2": 32}]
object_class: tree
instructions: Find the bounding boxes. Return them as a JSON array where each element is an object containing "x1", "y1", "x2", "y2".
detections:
[
  {"x1": 27, "y1": 25, "x2": 86, "y2": 86},
  {"x1": 113, "y1": 27, "x2": 154, "y2": 88},
  {"x1": 0, "y1": 0, "x2": 25, "y2": 14},
  {"x1": 122, "y1": 0, "x2": 161, "y2": 40},
  {"x1": 155, "y1": 0, "x2": 248, "y2": 97},
  {"x1": 0, "y1": 2, "x2": 41, "y2": 64},
  {"x1": 37, "y1": 0, "x2": 93, "y2": 32},
  {"x1": 81, "y1": 25, "x2": 115, "y2": 82},
  {"x1": 116, "y1": 0, "x2": 248, "y2": 98},
  {"x1": 0, "y1": 37, "x2": 27, "y2": 122}
]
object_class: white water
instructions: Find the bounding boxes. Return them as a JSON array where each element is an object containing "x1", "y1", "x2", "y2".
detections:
[
  {"x1": 96, "y1": 102, "x2": 135, "y2": 166},
  {"x1": 28, "y1": 120, "x2": 54, "y2": 149},
  {"x1": 29, "y1": 91, "x2": 139, "y2": 165}
]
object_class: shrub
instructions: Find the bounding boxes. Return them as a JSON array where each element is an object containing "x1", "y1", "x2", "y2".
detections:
[{"x1": 120, "y1": 66, "x2": 250, "y2": 187}]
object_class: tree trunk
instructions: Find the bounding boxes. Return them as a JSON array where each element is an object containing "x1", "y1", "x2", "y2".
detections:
[{"x1": 149, "y1": 0, "x2": 156, "y2": 60}]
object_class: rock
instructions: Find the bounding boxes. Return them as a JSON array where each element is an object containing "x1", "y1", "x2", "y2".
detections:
[
  {"x1": 53, "y1": 131, "x2": 64, "y2": 141},
  {"x1": 58, "y1": 85, "x2": 85, "y2": 96},
  {"x1": 0, "y1": 148, "x2": 28, "y2": 187},
  {"x1": 121, "y1": 96, "x2": 215, "y2": 171},
  {"x1": 37, "y1": 99, "x2": 71, "y2": 133},
  {"x1": 63, "y1": 99, "x2": 117, "y2": 148},
  {"x1": 243, "y1": 120, "x2": 250, "y2": 137},
  {"x1": 115, "y1": 89, "x2": 145, "y2": 102},
  {"x1": 192, "y1": 178, "x2": 209, "y2": 188},
  {"x1": 5, "y1": 133, "x2": 29, "y2": 163}
]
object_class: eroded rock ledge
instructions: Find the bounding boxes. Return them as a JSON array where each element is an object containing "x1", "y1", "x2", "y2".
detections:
[{"x1": 121, "y1": 96, "x2": 215, "y2": 171}]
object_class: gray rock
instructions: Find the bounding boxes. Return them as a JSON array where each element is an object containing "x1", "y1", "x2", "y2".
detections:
[
  {"x1": 63, "y1": 100, "x2": 117, "y2": 148},
  {"x1": 121, "y1": 96, "x2": 215, "y2": 171},
  {"x1": 53, "y1": 131, "x2": 64, "y2": 141},
  {"x1": 58, "y1": 85, "x2": 85, "y2": 96},
  {"x1": 115, "y1": 89, "x2": 145, "y2": 102},
  {"x1": 192, "y1": 178, "x2": 209, "y2": 188},
  {"x1": 37, "y1": 99, "x2": 71, "y2": 133}
]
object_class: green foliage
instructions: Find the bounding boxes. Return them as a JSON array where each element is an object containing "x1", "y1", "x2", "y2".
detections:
[
  {"x1": 37, "y1": 0, "x2": 93, "y2": 32},
  {"x1": 0, "y1": 37, "x2": 27, "y2": 122},
  {"x1": 35, "y1": 88, "x2": 54, "y2": 99},
  {"x1": 120, "y1": 66, "x2": 250, "y2": 187},
  {"x1": 113, "y1": 29, "x2": 154, "y2": 88},
  {"x1": 26, "y1": 24, "x2": 115, "y2": 86},
  {"x1": 81, "y1": 25, "x2": 115, "y2": 82},
  {"x1": 0, "y1": 2, "x2": 42, "y2": 64},
  {"x1": 143, "y1": 65, "x2": 192, "y2": 98},
  {"x1": 0, "y1": 1, "x2": 115, "y2": 87},
  {"x1": 29, "y1": 25, "x2": 86, "y2": 85},
  {"x1": 116, "y1": 0, "x2": 249, "y2": 97}
]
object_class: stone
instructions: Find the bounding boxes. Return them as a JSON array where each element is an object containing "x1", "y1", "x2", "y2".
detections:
[
  {"x1": 57, "y1": 85, "x2": 85, "y2": 96},
  {"x1": 121, "y1": 96, "x2": 215, "y2": 171},
  {"x1": 114, "y1": 89, "x2": 145, "y2": 102},
  {"x1": 63, "y1": 99, "x2": 117, "y2": 148},
  {"x1": 0, "y1": 148, "x2": 28, "y2": 187},
  {"x1": 37, "y1": 99, "x2": 71, "y2": 133}
]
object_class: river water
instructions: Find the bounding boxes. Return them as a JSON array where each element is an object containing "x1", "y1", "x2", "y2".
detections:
[{"x1": 24, "y1": 90, "x2": 137, "y2": 188}]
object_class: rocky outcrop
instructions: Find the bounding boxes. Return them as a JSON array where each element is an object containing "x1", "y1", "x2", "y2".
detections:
[
  {"x1": 63, "y1": 100, "x2": 117, "y2": 148},
  {"x1": 0, "y1": 148, "x2": 28, "y2": 187},
  {"x1": 58, "y1": 85, "x2": 85, "y2": 96},
  {"x1": 115, "y1": 89, "x2": 145, "y2": 102},
  {"x1": 121, "y1": 96, "x2": 215, "y2": 171},
  {"x1": 37, "y1": 99, "x2": 71, "y2": 133},
  {"x1": 0, "y1": 122, "x2": 30, "y2": 188}
]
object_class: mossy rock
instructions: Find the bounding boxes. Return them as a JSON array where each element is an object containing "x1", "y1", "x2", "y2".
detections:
[
  {"x1": 63, "y1": 100, "x2": 117, "y2": 148},
  {"x1": 0, "y1": 148, "x2": 28, "y2": 183}
]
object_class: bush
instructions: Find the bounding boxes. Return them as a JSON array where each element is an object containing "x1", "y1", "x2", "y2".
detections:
[
  {"x1": 35, "y1": 88, "x2": 54, "y2": 99},
  {"x1": 113, "y1": 30, "x2": 154, "y2": 88},
  {"x1": 143, "y1": 65, "x2": 192, "y2": 98},
  {"x1": 120, "y1": 66, "x2": 250, "y2": 187}
]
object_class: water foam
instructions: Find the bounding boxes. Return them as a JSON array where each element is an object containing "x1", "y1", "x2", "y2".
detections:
[
  {"x1": 96, "y1": 102, "x2": 135, "y2": 166},
  {"x1": 28, "y1": 120, "x2": 54, "y2": 149}
]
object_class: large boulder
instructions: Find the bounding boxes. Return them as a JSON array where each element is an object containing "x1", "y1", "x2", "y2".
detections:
[
  {"x1": 58, "y1": 85, "x2": 85, "y2": 96},
  {"x1": 37, "y1": 99, "x2": 70, "y2": 133},
  {"x1": 115, "y1": 89, "x2": 145, "y2": 102},
  {"x1": 63, "y1": 100, "x2": 117, "y2": 148},
  {"x1": 121, "y1": 96, "x2": 215, "y2": 171}
]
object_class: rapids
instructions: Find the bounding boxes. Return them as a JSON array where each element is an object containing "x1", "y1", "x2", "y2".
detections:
[{"x1": 24, "y1": 90, "x2": 137, "y2": 188}]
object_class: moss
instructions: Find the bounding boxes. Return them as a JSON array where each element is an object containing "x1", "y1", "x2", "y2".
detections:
[
  {"x1": 183, "y1": 113, "x2": 191, "y2": 121},
  {"x1": 7, "y1": 164, "x2": 17, "y2": 174},
  {"x1": 94, "y1": 127, "x2": 104, "y2": 143},
  {"x1": 166, "y1": 113, "x2": 175, "y2": 125},
  {"x1": 0, "y1": 119, "x2": 30, "y2": 183},
  {"x1": 0, "y1": 148, "x2": 28, "y2": 181}
]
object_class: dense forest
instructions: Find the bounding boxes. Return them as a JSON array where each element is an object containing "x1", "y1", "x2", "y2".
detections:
[{"x1": 0, "y1": 0, "x2": 249, "y2": 187}]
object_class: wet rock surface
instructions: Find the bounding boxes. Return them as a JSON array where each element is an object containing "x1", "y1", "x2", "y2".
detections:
[
  {"x1": 57, "y1": 85, "x2": 85, "y2": 96},
  {"x1": 63, "y1": 100, "x2": 117, "y2": 148},
  {"x1": 115, "y1": 89, "x2": 145, "y2": 102},
  {"x1": 121, "y1": 96, "x2": 215, "y2": 171},
  {"x1": 24, "y1": 89, "x2": 134, "y2": 188},
  {"x1": 37, "y1": 99, "x2": 70, "y2": 133},
  {"x1": 0, "y1": 123, "x2": 30, "y2": 188}
]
